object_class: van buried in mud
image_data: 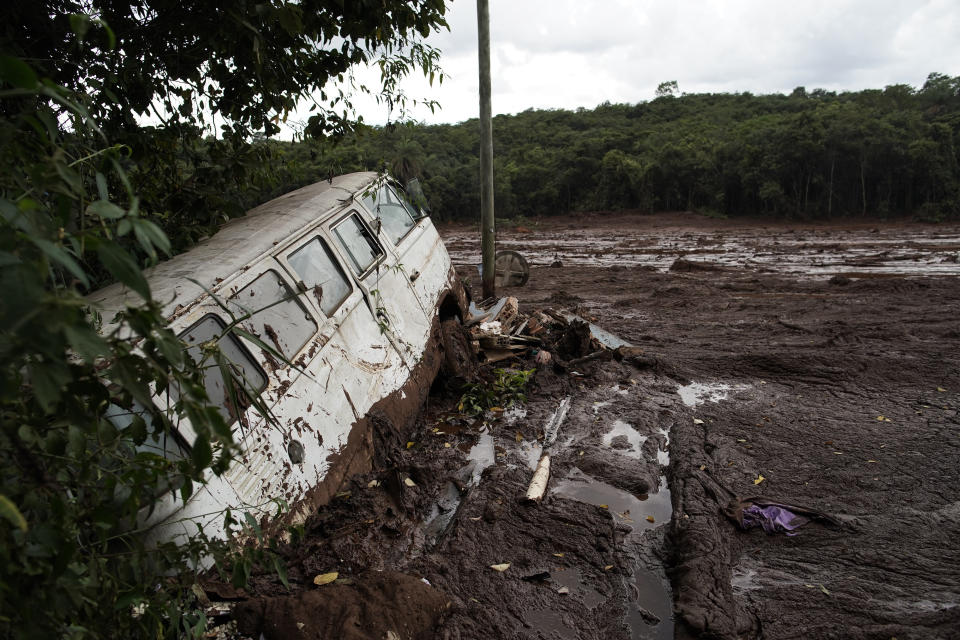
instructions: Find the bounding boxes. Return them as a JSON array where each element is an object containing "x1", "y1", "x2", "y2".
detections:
[{"x1": 88, "y1": 172, "x2": 468, "y2": 545}]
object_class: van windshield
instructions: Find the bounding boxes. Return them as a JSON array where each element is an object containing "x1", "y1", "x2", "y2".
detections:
[{"x1": 362, "y1": 184, "x2": 417, "y2": 245}]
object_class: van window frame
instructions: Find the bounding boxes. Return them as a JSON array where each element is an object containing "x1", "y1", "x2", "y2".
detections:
[
  {"x1": 227, "y1": 267, "x2": 319, "y2": 362},
  {"x1": 330, "y1": 209, "x2": 386, "y2": 279},
  {"x1": 176, "y1": 312, "x2": 269, "y2": 426},
  {"x1": 284, "y1": 235, "x2": 354, "y2": 319},
  {"x1": 361, "y1": 183, "x2": 420, "y2": 247}
]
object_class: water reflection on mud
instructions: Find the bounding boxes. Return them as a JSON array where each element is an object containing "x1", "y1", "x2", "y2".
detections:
[{"x1": 444, "y1": 225, "x2": 960, "y2": 278}]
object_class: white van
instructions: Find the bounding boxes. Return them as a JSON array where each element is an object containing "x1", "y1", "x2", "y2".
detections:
[{"x1": 88, "y1": 172, "x2": 468, "y2": 545}]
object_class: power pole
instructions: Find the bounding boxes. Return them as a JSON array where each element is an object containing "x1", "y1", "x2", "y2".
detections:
[{"x1": 477, "y1": 0, "x2": 495, "y2": 299}]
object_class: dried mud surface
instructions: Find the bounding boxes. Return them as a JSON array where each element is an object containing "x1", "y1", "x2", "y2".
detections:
[{"x1": 226, "y1": 212, "x2": 960, "y2": 640}]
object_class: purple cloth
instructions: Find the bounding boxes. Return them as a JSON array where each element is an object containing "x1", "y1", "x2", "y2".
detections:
[{"x1": 741, "y1": 504, "x2": 810, "y2": 535}]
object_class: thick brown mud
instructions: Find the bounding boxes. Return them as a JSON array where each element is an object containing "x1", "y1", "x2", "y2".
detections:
[{"x1": 222, "y1": 212, "x2": 960, "y2": 640}]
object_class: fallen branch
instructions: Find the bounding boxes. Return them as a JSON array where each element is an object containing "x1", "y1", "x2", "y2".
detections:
[
  {"x1": 542, "y1": 396, "x2": 571, "y2": 448},
  {"x1": 523, "y1": 396, "x2": 571, "y2": 504},
  {"x1": 567, "y1": 349, "x2": 613, "y2": 369},
  {"x1": 524, "y1": 455, "x2": 551, "y2": 502}
]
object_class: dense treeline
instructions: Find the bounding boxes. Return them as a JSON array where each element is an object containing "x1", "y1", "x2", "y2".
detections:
[{"x1": 279, "y1": 73, "x2": 960, "y2": 221}]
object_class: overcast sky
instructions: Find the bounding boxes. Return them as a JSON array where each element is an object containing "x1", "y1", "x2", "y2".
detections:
[{"x1": 333, "y1": 0, "x2": 959, "y2": 128}]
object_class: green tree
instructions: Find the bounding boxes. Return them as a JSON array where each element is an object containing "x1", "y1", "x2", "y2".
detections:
[
  {"x1": 0, "y1": 2, "x2": 448, "y2": 638},
  {"x1": 655, "y1": 80, "x2": 680, "y2": 98}
]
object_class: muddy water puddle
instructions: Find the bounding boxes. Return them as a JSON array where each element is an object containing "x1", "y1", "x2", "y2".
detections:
[
  {"x1": 422, "y1": 375, "x2": 748, "y2": 637},
  {"x1": 553, "y1": 466, "x2": 673, "y2": 640},
  {"x1": 554, "y1": 469, "x2": 671, "y2": 530},
  {"x1": 602, "y1": 420, "x2": 647, "y2": 457},
  {"x1": 444, "y1": 225, "x2": 960, "y2": 278},
  {"x1": 547, "y1": 385, "x2": 675, "y2": 639},
  {"x1": 677, "y1": 381, "x2": 751, "y2": 407}
]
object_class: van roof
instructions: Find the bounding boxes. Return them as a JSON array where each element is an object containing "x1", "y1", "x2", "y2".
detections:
[{"x1": 87, "y1": 171, "x2": 378, "y2": 321}]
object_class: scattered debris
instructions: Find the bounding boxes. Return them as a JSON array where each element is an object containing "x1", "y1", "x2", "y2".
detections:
[
  {"x1": 525, "y1": 455, "x2": 551, "y2": 502},
  {"x1": 313, "y1": 572, "x2": 338, "y2": 586},
  {"x1": 724, "y1": 497, "x2": 842, "y2": 536},
  {"x1": 544, "y1": 396, "x2": 572, "y2": 446}
]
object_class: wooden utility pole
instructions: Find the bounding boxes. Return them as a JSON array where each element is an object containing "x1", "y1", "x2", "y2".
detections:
[{"x1": 477, "y1": 0, "x2": 495, "y2": 299}]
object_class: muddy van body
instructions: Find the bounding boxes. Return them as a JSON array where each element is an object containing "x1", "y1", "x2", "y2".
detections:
[{"x1": 88, "y1": 172, "x2": 467, "y2": 545}]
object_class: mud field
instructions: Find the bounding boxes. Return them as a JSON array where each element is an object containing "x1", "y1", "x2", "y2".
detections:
[{"x1": 225, "y1": 212, "x2": 960, "y2": 640}]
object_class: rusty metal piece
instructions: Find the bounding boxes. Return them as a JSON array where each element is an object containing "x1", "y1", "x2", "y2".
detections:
[{"x1": 494, "y1": 250, "x2": 529, "y2": 288}]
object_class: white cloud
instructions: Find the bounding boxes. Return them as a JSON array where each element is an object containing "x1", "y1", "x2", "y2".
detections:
[{"x1": 292, "y1": 0, "x2": 960, "y2": 131}]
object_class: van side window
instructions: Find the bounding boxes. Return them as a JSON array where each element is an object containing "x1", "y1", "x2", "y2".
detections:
[
  {"x1": 332, "y1": 212, "x2": 384, "y2": 275},
  {"x1": 178, "y1": 314, "x2": 267, "y2": 423},
  {"x1": 362, "y1": 185, "x2": 417, "y2": 245},
  {"x1": 288, "y1": 237, "x2": 352, "y2": 316},
  {"x1": 105, "y1": 402, "x2": 187, "y2": 462},
  {"x1": 229, "y1": 269, "x2": 317, "y2": 360}
]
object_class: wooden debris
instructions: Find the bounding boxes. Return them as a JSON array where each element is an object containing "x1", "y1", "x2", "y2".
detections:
[{"x1": 524, "y1": 455, "x2": 551, "y2": 502}]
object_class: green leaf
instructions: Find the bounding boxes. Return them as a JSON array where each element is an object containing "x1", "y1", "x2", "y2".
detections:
[
  {"x1": 191, "y1": 434, "x2": 212, "y2": 469},
  {"x1": 108, "y1": 356, "x2": 155, "y2": 409},
  {"x1": 154, "y1": 328, "x2": 184, "y2": 368},
  {"x1": 128, "y1": 415, "x2": 147, "y2": 445},
  {"x1": 97, "y1": 241, "x2": 150, "y2": 300},
  {"x1": 133, "y1": 218, "x2": 171, "y2": 256},
  {"x1": 97, "y1": 417, "x2": 118, "y2": 444},
  {"x1": 69, "y1": 14, "x2": 91, "y2": 41},
  {"x1": 131, "y1": 218, "x2": 172, "y2": 259},
  {"x1": 0, "y1": 494, "x2": 28, "y2": 532},
  {"x1": 272, "y1": 554, "x2": 289, "y2": 589},
  {"x1": 28, "y1": 361, "x2": 72, "y2": 412},
  {"x1": 88, "y1": 199, "x2": 125, "y2": 220},
  {"x1": 180, "y1": 478, "x2": 193, "y2": 503},
  {"x1": 113, "y1": 591, "x2": 144, "y2": 611},
  {"x1": 0, "y1": 55, "x2": 37, "y2": 89},
  {"x1": 95, "y1": 172, "x2": 109, "y2": 201},
  {"x1": 243, "y1": 512, "x2": 263, "y2": 538},
  {"x1": 94, "y1": 18, "x2": 117, "y2": 50},
  {"x1": 64, "y1": 324, "x2": 110, "y2": 362},
  {"x1": 0, "y1": 251, "x2": 21, "y2": 268},
  {"x1": 30, "y1": 238, "x2": 90, "y2": 288},
  {"x1": 53, "y1": 160, "x2": 84, "y2": 195},
  {"x1": 67, "y1": 425, "x2": 86, "y2": 457}
]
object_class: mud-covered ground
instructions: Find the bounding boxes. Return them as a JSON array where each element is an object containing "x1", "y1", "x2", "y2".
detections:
[{"x1": 225, "y1": 212, "x2": 960, "y2": 640}]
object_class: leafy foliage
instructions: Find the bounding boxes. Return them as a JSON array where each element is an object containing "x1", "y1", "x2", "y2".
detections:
[
  {"x1": 5, "y1": 1, "x2": 448, "y2": 260},
  {"x1": 458, "y1": 368, "x2": 535, "y2": 417},
  {"x1": 291, "y1": 73, "x2": 960, "y2": 221},
  {"x1": 0, "y1": 2, "x2": 447, "y2": 638}
]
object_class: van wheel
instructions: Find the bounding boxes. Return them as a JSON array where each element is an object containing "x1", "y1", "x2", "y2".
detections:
[{"x1": 439, "y1": 316, "x2": 475, "y2": 380}]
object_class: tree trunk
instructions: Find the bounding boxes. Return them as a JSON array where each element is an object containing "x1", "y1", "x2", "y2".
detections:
[
  {"x1": 860, "y1": 158, "x2": 867, "y2": 216},
  {"x1": 477, "y1": 0, "x2": 495, "y2": 298},
  {"x1": 828, "y1": 156, "x2": 835, "y2": 216}
]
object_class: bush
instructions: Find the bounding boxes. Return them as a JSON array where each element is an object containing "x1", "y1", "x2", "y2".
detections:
[{"x1": 0, "y1": 57, "x2": 261, "y2": 640}]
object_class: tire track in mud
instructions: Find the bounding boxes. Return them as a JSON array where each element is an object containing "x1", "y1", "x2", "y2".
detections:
[{"x1": 478, "y1": 213, "x2": 960, "y2": 639}]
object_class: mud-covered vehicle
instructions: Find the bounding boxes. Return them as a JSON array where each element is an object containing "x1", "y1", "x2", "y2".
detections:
[{"x1": 88, "y1": 172, "x2": 468, "y2": 545}]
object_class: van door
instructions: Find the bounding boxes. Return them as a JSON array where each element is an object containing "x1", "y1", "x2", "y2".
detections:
[
  {"x1": 327, "y1": 207, "x2": 432, "y2": 366},
  {"x1": 218, "y1": 232, "x2": 409, "y2": 516},
  {"x1": 186, "y1": 245, "x2": 400, "y2": 518},
  {"x1": 361, "y1": 182, "x2": 452, "y2": 317}
]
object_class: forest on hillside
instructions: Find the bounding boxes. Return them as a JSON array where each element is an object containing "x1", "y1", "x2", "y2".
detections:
[{"x1": 275, "y1": 73, "x2": 960, "y2": 223}]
